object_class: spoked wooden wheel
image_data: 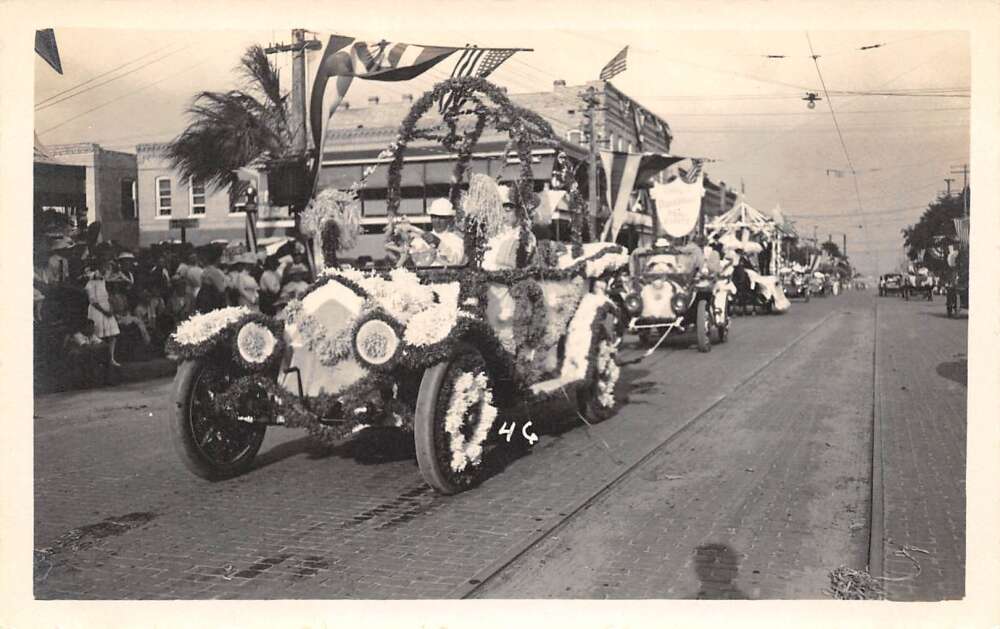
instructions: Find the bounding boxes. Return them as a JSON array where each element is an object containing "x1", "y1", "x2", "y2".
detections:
[
  {"x1": 577, "y1": 323, "x2": 620, "y2": 424},
  {"x1": 172, "y1": 359, "x2": 267, "y2": 480},
  {"x1": 414, "y1": 346, "x2": 500, "y2": 494}
]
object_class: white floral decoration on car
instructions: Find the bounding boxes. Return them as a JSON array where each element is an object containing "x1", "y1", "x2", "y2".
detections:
[
  {"x1": 236, "y1": 322, "x2": 278, "y2": 364},
  {"x1": 594, "y1": 339, "x2": 620, "y2": 409},
  {"x1": 444, "y1": 371, "x2": 498, "y2": 472},
  {"x1": 172, "y1": 306, "x2": 250, "y2": 346},
  {"x1": 403, "y1": 304, "x2": 458, "y2": 347},
  {"x1": 560, "y1": 293, "x2": 608, "y2": 383}
]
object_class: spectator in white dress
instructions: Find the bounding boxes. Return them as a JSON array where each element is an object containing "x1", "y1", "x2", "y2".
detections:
[{"x1": 86, "y1": 261, "x2": 122, "y2": 367}]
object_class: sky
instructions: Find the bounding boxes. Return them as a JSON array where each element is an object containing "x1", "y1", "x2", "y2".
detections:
[{"x1": 34, "y1": 25, "x2": 969, "y2": 277}]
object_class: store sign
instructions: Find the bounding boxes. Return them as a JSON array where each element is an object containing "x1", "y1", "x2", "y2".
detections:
[{"x1": 169, "y1": 218, "x2": 200, "y2": 229}]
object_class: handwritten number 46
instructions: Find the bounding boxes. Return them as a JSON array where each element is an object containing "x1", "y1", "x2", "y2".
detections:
[{"x1": 498, "y1": 421, "x2": 539, "y2": 445}]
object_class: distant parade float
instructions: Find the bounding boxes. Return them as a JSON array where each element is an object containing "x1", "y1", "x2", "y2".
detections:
[{"x1": 167, "y1": 78, "x2": 628, "y2": 494}]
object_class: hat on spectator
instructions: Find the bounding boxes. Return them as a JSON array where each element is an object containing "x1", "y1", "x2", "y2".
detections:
[
  {"x1": 654, "y1": 237, "x2": 670, "y2": 248},
  {"x1": 235, "y1": 252, "x2": 257, "y2": 267},
  {"x1": 428, "y1": 198, "x2": 455, "y2": 217},
  {"x1": 117, "y1": 251, "x2": 136, "y2": 261}
]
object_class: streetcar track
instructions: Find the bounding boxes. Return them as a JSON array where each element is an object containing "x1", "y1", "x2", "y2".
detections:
[
  {"x1": 455, "y1": 310, "x2": 840, "y2": 598},
  {"x1": 868, "y1": 296, "x2": 886, "y2": 584}
]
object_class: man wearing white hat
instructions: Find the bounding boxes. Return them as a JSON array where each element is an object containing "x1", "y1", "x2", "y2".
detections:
[{"x1": 410, "y1": 198, "x2": 466, "y2": 267}]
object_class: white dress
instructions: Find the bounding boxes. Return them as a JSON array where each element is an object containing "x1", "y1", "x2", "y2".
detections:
[{"x1": 86, "y1": 278, "x2": 121, "y2": 338}]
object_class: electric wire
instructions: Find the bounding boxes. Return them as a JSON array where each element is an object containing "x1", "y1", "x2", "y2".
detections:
[{"x1": 34, "y1": 40, "x2": 188, "y2": 108}]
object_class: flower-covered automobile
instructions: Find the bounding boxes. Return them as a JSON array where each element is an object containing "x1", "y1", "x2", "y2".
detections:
[
  {"x1": 904, "y1": 266, "x2": 934, "y2": 301},
  {"x1": 619, "y1": 243, "x2": 731, "y2": 351},
  {"x1": 166, "y1": 78, "x2": 628, "y2": 495}
]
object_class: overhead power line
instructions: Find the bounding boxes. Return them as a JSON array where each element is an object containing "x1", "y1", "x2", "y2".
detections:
[
  {"x1": 35, "y1": 41, "x2": 191, "y2": 110},
  {"x1": 38, "y1": 56, "x2": 212, "y2": 136}
]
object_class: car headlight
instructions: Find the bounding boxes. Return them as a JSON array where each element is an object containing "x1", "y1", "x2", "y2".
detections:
[
  {"x1": 625, "y1": 294, "x2": 643, "y2": 314},
  {"x1": 671, "y1": 292, "x2": 689, "y2": 314},
  {"x1": 354, "y1": 318, "x2": 401, "y2": 367}
]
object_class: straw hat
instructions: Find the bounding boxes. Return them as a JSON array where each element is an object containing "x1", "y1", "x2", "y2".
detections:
[
  {"x1": 428, "y1": 198, "x2": 455, "y2": 217},
  {"x1": 117, "y1": 251, "x2": 136, "y2": 261}
]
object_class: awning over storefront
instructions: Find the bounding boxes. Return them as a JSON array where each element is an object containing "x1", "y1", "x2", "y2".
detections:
[{"x1": 319, "y1": 137, "x2": 587, "y2": 191}]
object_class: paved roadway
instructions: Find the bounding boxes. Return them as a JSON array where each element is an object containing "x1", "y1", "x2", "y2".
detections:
[{"x1": 31, "y1": 289, "x2": 966, "y2": 600}]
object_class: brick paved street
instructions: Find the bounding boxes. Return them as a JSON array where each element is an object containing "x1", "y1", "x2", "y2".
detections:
[
  {"x1": 30, "y1": 290, "x2": 967, "y2": 600},
  {"x1": 874, "y1": 295, "x2": 967, "y2": 600}
]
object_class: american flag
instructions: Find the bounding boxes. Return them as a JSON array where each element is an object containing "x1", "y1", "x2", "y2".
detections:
[
  {"x1": 599, "y1": 46, "x2": 628, "y2": 80},
  {"x1": 310, "y1": 35, "x2": 460, "y2": 153},
  {"x1": 682, "y1": 159, "x2": 704, "y2": 184},
  {"x1": 438, "y1": 46, "x2": 519, "y2": 114}
]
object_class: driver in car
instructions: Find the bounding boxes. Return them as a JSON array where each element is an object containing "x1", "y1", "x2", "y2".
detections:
[{"x1": 409, "y1": 198, "x2": 466, "y2": 267}]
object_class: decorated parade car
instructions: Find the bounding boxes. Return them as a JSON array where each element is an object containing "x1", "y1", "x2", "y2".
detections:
[
  {"x1": 778, "y1": 266, "x2": 811, "y2": 302},
  {"x1": 619, "y1": 242, "x2": 731, "y2": 351},
  {"x1": 167, "y1": 77, "x2": 627, "y2": 495},
  {"x1": 878, "y1": 273, "x2": 905, "y2": 297},
  {"x1": 904, "y1": 266, "x2": 934, "y2": 301}
]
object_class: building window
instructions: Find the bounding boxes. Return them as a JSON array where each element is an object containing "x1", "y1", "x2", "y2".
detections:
[
  {"x1": 189, "y1": 178, "x2": 206, "y2": 215},
  {"x1": 155, "y1": 177, "x2": 172, "y2": 216},
  {"x1": 567, "y1": 129, "x2": 583, "y2": 144},
  {"x1": 121, "y1": 178, "x2": 136, "y2": 219}
]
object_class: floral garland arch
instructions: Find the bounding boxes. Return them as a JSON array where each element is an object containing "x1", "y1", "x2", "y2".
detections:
[{"x1": 384, "y1": 77, "x2": 560, "y2": 262}]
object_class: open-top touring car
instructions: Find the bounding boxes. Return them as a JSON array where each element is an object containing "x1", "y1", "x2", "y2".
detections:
[
  {"x1": 777, "y1": 267, "x2": 811, "y2": 302},
  {"x1": 167, "y1": 77, "x2": 629, "y2": 495},
  {"x1": 617, "y1": 244, "x2": 731, "y2": 351}
]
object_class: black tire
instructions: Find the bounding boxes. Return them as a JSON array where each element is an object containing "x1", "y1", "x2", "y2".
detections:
[
  {"x1": 712, "y1": 303, "x2": 729, "y2": 344},
  {"x1": 577, "y1": 323, "x2": 620, "y2": 423},
  {"x1": 696, "y1": 299, "x2": 711, "y2": 353},
  {"x1": 171, "y1": 359, "x2": 267, "y2": 480},
  {"x1": 414, "y1": 346, "x2": 499, "y2": 494}
]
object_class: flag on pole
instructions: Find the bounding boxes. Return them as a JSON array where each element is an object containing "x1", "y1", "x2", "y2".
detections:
[
  {"x1": 309, "y1": 35, "x2": 460, "y2": 163},
  {"x1": 438, "y1": 47, "x2": 518, "y2": 114},
  {"x1": 599, "y1": 46, "x2": 628, "y2": 80}
]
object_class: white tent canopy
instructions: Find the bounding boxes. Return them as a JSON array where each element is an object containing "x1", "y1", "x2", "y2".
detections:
[{"x1": 707, "y1": 197, "x2": 776, "y2": 236}]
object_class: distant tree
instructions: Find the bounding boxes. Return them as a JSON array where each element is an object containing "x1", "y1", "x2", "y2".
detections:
[
  {"x1": 785, "y1": 237, "x2": 817, "y2": 266},
  {"x1": 902, "y1": 191, "x2": 968, "y2": 275},
  {"x1": 165, "y1": 45, "x2": 293, "y2": 201},
  {"x1": 820, "y1": 241, "x2": 843, "y2": 259}
]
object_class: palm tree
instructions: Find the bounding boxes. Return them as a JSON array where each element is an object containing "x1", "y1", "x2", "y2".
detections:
[{"x1": 165, "y1": 45, "x2": 293, "y2": 199}]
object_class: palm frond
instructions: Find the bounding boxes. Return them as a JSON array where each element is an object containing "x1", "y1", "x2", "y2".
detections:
[{"x1": 239, "y1": 45, "x2": 286, "y2": 119}]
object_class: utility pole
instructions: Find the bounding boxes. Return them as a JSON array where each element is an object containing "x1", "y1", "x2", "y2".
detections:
[
  {"x1": 265, "y1": 29, "x2": 322, "y2": 155},
  {"x1": 581, "y1": 86, "x2": 601, "y2": 241},
  {"x1": 950, "y1": 163, "x2": 970, "y2": 218},
  {"x1": 943, "y1": 177, "x2": 955, "y2": 197}
]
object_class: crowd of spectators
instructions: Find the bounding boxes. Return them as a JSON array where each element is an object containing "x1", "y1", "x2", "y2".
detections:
[{"x1": 34, "y1": 234, "x2": 316, "y2": 391}]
